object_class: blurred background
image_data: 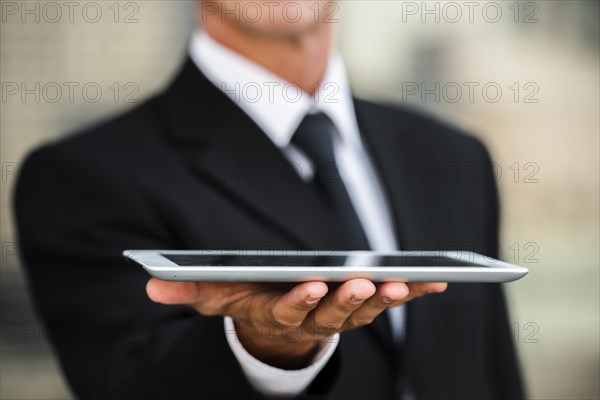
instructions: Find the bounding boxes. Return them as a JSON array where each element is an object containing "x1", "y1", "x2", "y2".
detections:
[{"x1": 1, "y1": 1, "x2": 598, "y2": 399}]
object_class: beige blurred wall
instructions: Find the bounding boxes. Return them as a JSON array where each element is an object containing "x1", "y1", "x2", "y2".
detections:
[{"x1": 2, "y1": 1, "x2": 599, "y2": 399}]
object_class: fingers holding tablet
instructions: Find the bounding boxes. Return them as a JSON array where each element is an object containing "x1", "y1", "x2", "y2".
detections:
[{"x1": 269, "y1": 281, "x2": 329, "y2": 327}]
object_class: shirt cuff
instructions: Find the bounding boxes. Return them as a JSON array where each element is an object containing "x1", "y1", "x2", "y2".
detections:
[{"x1": 224, "y1": 317, "x2": 339, "y2": 398}]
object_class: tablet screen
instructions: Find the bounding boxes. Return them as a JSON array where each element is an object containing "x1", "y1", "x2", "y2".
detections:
[{"x1": 161, "y1": 254, "x2": 482, "y2": 267}]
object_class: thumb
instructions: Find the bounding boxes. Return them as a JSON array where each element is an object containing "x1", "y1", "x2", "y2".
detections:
[{"x1": 146, "y1": 278, "x2": 201, "y2": 305}]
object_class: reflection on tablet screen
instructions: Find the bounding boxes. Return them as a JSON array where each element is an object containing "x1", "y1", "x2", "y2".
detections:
[{"x1": 162, "y1": 254, "x2": 482, "y2": 268}]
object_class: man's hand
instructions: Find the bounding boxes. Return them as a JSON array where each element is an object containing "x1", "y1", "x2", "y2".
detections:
[{"x1": 147, "y1": 279, "x2": 446, "y2": 369}]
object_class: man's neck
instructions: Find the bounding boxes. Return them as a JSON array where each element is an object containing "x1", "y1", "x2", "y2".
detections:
[{"x1": 202, "y1": 19, "x2": 331, "y2": 96}]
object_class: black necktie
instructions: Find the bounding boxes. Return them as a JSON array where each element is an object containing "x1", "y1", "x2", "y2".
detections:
[
  {"x1": 293, "y1": 113, "x2": 397, "y2": 381},
  {"x1": 291, "y1": 112, "x2": 370, "y2": 250}
]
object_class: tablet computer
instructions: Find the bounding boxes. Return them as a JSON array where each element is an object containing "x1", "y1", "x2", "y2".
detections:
[{"x1": 123, "y1": 250, "x2": 528, "y2": 283}]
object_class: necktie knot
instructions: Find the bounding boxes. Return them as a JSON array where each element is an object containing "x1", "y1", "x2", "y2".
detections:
[{"x1": 291, "y1": 112, "x2": 338, "y2": 181}]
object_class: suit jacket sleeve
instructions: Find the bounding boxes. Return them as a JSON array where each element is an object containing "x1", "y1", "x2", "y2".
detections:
[{"x1": 14, "y1": 143, "x2": 313, "y2": 400}]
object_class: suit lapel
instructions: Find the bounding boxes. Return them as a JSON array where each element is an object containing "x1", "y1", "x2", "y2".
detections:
[
  {"x1": 192, "y1": 122, "x2": 354, "y2": 250},
  {"x1": 160, "y1": 58, "x2": 352, "y2": 250}
]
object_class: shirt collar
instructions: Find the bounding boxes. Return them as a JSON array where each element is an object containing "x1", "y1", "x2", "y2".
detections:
[{"x1": 189, "y1": 30, "x2": 362, "y2": 149}]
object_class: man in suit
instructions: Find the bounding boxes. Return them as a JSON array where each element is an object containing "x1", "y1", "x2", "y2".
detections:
[{"x1": 14, "y1": 1, "x2": 524, "y2": 399}]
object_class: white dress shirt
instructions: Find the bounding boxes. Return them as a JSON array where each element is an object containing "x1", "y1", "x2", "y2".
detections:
[{"x1": 189, "y1": 30, "x2": 404, "y2": 397}]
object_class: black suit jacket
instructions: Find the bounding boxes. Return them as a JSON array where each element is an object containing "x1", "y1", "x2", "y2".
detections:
[{"x1": 15, "y1": 58, "x2": 524, "y2": 400}]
